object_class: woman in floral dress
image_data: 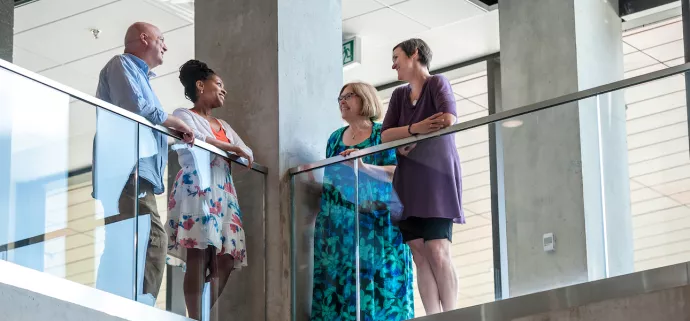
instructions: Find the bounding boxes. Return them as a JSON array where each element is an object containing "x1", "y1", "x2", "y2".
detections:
[
  {"x1": 311, "y1": 82, "x2": 414, "y2": 321},
  {"x1": 166, "y1": 60, "x2": 253, "y2": 320}
]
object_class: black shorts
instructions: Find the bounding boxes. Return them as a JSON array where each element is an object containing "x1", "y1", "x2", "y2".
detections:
[{"x1": 398, "y1": 217, "x2": 453, "y2": 243}]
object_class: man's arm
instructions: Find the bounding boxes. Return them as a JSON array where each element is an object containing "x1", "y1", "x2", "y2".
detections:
[
  {"x1": 106, "y1": 56, "x2": 169, "y2": 125},
  {"x1": 106, "y1": 57, "x2": 193, "y2": 143}
]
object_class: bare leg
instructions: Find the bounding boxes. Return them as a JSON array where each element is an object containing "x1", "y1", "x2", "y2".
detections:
[
  {"x1": 210, "y1": 254, "x2": 235, "y2": 309},
  {"x1": 407, "y1": 239, "x2": 442, "y2": 315},
  {"x1": 184, "y1": 248, "x2": 208, "y2": 320},
  {"x1": 204, "y1": 250, "x2": 235, "y2": 321},
  {"x1": 426, "y1": 239, "x2": 457, "y2": 312}
]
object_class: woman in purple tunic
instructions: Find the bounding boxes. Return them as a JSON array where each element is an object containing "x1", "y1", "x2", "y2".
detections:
[{"x1": 381, "y1": 38, "x2": 464, "y2": 315}]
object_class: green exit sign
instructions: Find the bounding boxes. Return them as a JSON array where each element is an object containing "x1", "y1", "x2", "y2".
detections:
[{"x1": 342, "y1": 37, "x2": 361, "y2": 69}]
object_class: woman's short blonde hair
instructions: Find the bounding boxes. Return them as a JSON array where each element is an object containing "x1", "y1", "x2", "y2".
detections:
[{"x1": 340, "y1": 82, "x2": 383, "y2": 121}]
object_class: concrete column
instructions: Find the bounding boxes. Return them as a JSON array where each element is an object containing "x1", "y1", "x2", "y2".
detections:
[
  {"x1": 498, "y1": 0, "x2": 633, "y2": 297},
  {"x1": 195, "y1": 1, "x2": 343, "y2": 320},
  {"x1": 0, "y1": 0, "x2": 11, "y2": 62}
]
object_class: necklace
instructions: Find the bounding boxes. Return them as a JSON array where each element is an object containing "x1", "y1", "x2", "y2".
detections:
[{"x1": 350, "y1": 123, "x2": 371, "y2": 140}]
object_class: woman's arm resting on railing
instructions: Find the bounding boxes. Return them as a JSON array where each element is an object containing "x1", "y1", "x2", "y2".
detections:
[
  {"x1": 203, "y1": 136, "x2": 254, "y2": 168},
  {"x1": 381, "y1": 112, "x2": 452, "y2": 143}
]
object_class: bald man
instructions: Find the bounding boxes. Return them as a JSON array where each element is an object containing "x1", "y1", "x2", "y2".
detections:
[{"x1": 93, "y1": 22, "x2": 193, "y2": 303}]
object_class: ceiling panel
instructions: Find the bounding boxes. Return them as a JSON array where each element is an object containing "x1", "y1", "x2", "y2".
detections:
[
  {"x1": 343, "y1": 8, "x2": 427, "y2": 46},
  {"x1": 458, "y1": 141, "x2": 489, "y2": 161},
  {"x1": 623, "y1": 52, "x2": 658, "y2": 72},
  {"x1": 632, "y1": 206, "x2": 689, "y2": 230},
  {"x1": 625, "y1": 107, "x2": 686, "y2": 135},
  {"x1": 630, "y1": 179, "x2": 645, "y2": 191},
  {"x1": 631, "y1": 196, "x2": 680, "y2": 216},
  {"x1": 636, "y1": 252, "x2": 690, "y2": 271},
  {"x1": 150, "y1": 72, "x2": 188, "y2": 113},
  {"x1": 643, "y1": 40, "x2": 683, "y2": 62},
  {"x1": 463, "y1": 156, "x2": 490, "y2": 176},
  {"x1": 634, "y1": 226, "x2": 690, "y2": 251},
  {"x1": 626, "y1": 90, "x2": 685, "y2": 120},
  {"x1": 452, "y1": 69, "x2": 487, "y2": 84},
  {"x1": 343, "y1": 10, "x2": 498, "y2": 86},
  {"x1": 624, "y1": 63, "x2": 665, "y2": 79},
  {"x1": 665, "y1": 57, "x2": 686, "y2": 67},
  {"x1": 653, "y1": 178, "x2": 690, "y2": 195},
  {"x1": 455, "y1": 126, "x2": 488, "y2": 147},
  {"x1": 12, "y1": 46, "x2": 62, "y2": 72},
  {"x1": 463, "y1": 185, "x2": 491, "y2": 204},
  {"x1": 626, "y1": 122, "x2": 687, "y2": 150},
  {"x1": 635, "y1": 238, "x2": 690, "y2": 261},
  {"x1": 625, "y1": 75, "x2": 685, "y2": 104},
  {"x1": 342, "y1": 0, "x2": 385, "y2": 20},
  {"x1": 463, "y1": 170, "x2": 489, "y2": 190},
  {"x1": 464, "y1": 197, "x2": 491, "y2": 215},
  {"x1": 628, "y1": 137, "x2": 688, "y2": 164},
  {"x1": 392, "y1": 0, "x2": 484, "y2": 29},
  {"x1": 376, "y1": 0, "x2": 411, "y2": 5},
  {"x1": 634, "y1": 164, "x2": 690, "y2": 187},
  {"x1": 458, "y1": 110, "x2": 487, "y2": 123},
  {"x1": 14, "y1": 0, "x2": 117, "y2": 33},
  {"x1": 33, "y1": 23, "x2": 192, "y2": 109},
  {"x1": 14, "y1": 0, "x2": 189, "y2": 67},
  {"x1": 629, "y1": 151, "x2": 690, "y2": 177},
  {"x1": 630, "y1": 188, "x2": 663, "y2": 204},
  {"x1": 468, "y1": 93, "x2": 488, "y2": 108},
  {"x1": 456, "y1": 99, "x2": 486, "y2": 116},
  {"x1": 149, "y1": 24, "x2": 194, "y2": 76},
  {"x1": 452, "y1": 75, "x2": 487, "y2": 97},
  {"x1": 39, "y1": 46, "x2": 123, "y2": 96},
  {"x1": 623, "y1": 20, "x2": 683, "y2": 50},
  {"x1": 622, "y1": 42, "x2": 637, "y2": 54},
  {"x1": 670, "y1": 190, "x2": 690, "y2": 204},
  {"x1": 630, "y1": 179, "x2": 644, "y2": 191}
]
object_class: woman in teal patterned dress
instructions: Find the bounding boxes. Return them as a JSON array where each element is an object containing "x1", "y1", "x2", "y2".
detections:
[{"x1": 311, "y1": 82, "x2": 414, "y2": 321}]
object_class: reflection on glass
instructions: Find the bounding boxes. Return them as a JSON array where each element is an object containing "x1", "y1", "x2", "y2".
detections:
[
  {"x1": 0, "y1": 67, "x2": 138, "y2": 300},
  {"x1": 93, "y1": 109, "x2": 141, "y2": 301},
  {"x1": 621, "y1": 72, "x2": 690, "y2": 273}
]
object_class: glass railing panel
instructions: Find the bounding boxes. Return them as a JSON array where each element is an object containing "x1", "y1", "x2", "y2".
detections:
[
  {"x1": 451, "y1": 125, "x2": 495, "y2": 311},
  {"x1": 291, "y1": 160, "x2": 358, "y2": 321},
  {"x1": 0, "y1": 66, "x2": 138, "y2": 300},
  {"x1": 354, "y1": 145, "x2": 414, "y2": 320},
  {"x1": 289, "y1": 67, "x2": 690, "y2": 320},
  {"x1": 223, "y1": 160, "x2": 267, "y2": 320},
  {"x1": 617, "y1": 71, "x2": 690, "y2": 274}
]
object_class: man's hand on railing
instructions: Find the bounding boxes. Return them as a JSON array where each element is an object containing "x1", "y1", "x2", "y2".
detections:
[{"x1": 163, "y1": 114, "x2": 195, "y2": 145}]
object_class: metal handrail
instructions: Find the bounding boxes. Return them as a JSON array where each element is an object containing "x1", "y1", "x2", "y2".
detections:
[
  {"x1": 289, "y1": 62, "x2": 690, "y2": 175},
  {"x1": 0, "y1": 58, "x2": 268, "y2": 174}
]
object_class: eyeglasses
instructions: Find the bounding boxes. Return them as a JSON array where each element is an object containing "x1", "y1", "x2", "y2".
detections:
[{"x1": 337, "y1": 92, "x2": 358, "y2": 103}]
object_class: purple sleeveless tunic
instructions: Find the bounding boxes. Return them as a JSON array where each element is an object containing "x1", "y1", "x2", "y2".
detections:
[{"x1": 382, "y1": 75, "x2": 465, "y2": 224}]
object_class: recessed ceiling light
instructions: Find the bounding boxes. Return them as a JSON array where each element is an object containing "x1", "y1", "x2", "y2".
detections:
[{"x1": 502, "y1": 119, "x2": 523, "y2": 128}]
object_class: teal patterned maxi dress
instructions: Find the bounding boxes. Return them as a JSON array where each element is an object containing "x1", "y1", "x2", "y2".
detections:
[{"x1": 311, "y1": 123, "x2": 414, "y2": 321}]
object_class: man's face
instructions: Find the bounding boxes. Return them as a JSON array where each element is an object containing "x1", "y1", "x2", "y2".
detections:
[{"x1": 145, "y1": 27, "x2": 167, "y2": 68}]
